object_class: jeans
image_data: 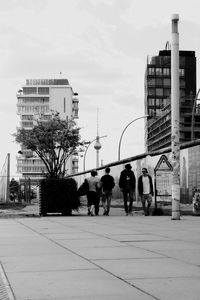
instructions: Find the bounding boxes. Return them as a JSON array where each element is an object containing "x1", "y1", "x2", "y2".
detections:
[
  {"x1": 122, "y1": 189, "x2": 135, "y2": 213},
  {"x1": 102, "y1": 190, "x2": 112, "y2": 214},
  {"x1": 87, "y1": 191, "x2": 100, "y2": 215}
]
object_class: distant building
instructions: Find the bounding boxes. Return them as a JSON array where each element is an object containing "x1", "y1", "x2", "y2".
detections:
[
  {"x1": 16, "y1": 78, "x2": 79, "y2": 184},
  {"x1": 145, "y1": 49, "x2": 198, "y2": 152}
]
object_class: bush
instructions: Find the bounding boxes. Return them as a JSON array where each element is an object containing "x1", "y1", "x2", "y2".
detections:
[{"x1": 39, "y1": 178, "x2": 80, "y2": 216}]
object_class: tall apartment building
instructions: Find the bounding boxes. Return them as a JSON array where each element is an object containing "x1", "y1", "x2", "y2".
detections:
[
  {"x1": 145, "y1": 49, "x2": 197, "y2": 152},
  {"x1": 16, "y1": 78, "x2": 79, "y2": 184}
]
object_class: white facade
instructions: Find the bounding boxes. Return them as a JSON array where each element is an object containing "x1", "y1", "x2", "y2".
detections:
[{"x1": 16, "y1": 79, "x2": 79, "y2": 183}]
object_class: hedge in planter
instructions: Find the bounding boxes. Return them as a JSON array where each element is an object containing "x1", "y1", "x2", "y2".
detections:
[{"x1": 39, "y1": 178, "x2": 80, "y2": 216}]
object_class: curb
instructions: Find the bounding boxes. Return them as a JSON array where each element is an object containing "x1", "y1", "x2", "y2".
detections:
[{"x1": 0, "y1": 264, "x2": 15, "y2": 300}]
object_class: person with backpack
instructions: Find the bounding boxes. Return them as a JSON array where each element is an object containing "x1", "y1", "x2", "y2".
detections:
[{"x1": 100, "y1": 167, "x2": 115, "y2": 216}]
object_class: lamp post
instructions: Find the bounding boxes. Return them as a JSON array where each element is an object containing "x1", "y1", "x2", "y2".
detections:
[
  {"x1": 171, "y1": 14, "x2": 180, "y2": 220},
  {"x1": 118, "y1": 115, "x2": 148, "y2": 161},
  {"x1": 83, "y1": 135, "x2": 107, "y2": 172}
]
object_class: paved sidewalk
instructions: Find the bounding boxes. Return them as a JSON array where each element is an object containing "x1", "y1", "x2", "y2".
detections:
[
  {"x1": 0, "y1": 207, "x2": 200, "y2": 299},
  {"x1": 0, "y1": 200, "x2": 194, "y2": 218}
]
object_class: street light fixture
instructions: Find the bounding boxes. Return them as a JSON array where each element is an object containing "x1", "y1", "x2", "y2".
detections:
[
  {"x1": 83, "y1": 135, "x2": 107, "y2": 172},
  {"x1": 118, "y1": 115, "x2": 148, "y2": 161}
]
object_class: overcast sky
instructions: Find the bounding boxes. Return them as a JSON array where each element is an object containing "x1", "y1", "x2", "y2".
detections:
[{"x1": 0, "y1": 0, "x2": 200, "y2": 177}]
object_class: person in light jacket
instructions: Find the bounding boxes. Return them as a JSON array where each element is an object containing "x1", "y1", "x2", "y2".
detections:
[
  {"x1": 138, "y1": 167, "x2": 153, "y2": 216},
  {"x1": 86, "y1": 170, "x2": 101, "y2": 216}
]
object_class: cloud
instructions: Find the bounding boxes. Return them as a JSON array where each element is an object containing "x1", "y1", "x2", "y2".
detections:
[{"x1": 0, "y1": 0, "x2": 48, "y2": 12}]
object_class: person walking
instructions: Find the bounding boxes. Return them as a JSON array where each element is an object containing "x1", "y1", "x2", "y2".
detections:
[
  {"x1": 138, "y1": 167, "x2": 154, "y2": 216},
  {"x1": 119, "y1": 164, "x2": 136, "y2": 216},
  {"x1": 86, "y1": 170, "x2": 101, "y2": 216},
  {"x1": 100, "y1": 167, "x2": 115, "y2": 216}
]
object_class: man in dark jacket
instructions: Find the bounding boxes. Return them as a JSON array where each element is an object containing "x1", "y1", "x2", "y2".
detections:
[
  {"x1": 119, "y1": 164, "x2": 136, "y2": 215},
  {"x1": 100, "y1": 167, "x2": 115, "y2": 216},
  {"x1": 138, "y1": 167, "x2": 153, "y2": 216}
]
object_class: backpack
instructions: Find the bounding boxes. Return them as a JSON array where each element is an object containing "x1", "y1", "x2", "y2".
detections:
[{"x1": 77, "y1": 179, "x2": 89, "y2": 196}]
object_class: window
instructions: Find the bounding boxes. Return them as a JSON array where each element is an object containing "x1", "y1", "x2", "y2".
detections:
[
  {"x1": 155, "y1": 68, "x2": 162, "y2": 75},
  {"x1": 180, "y1": 89, "x2": 185, "y2": 97},
  {"x1": 163, "y1": 68, "x2": 170, "y2": 76},
  {"x1": 163, "y1": 78, "x2": 171, "y2": 86},
  {"x1": 156, "y1": 109, "x2": 162, "y2": 116},
  {"x1": 184, "y1": 132, "x2": 190, "y2": 139},
  {"x1": 184, "y1": 117, "x2": 191, "y2": 123},
  {"x1": 148, "y1": 98, "x2": 155, "y2": 106},
  {"x1": 155, "y1": 78, "x2": 162, "y2": 86},
  {"x1": 179, "y1": 68, "x2": 185, "y2": 76},
  {"x1": 148, "y1": 78, "x2": 156, "y2": 86},
  {"x1": 156, "y1": 88, "x2": 163, "y2": 96},
  {"x1": 163, "y1": 98, "x2": 170, "y2": 106},
  {"x1": 148, "y1": 88, "x2": 155, "y2": 96},
  {"x1": 148, "y1": 68, "x2": 155, "y2": 75},
  {"x1": 163, "y1": 89, "x2": 171, "y2": 96},
  {"x1": 23, "y1": 87, "x2": 37, "y2": 94},
  {"x1": 38, "y1": 87, "x2": 49, "y2": 94},
  {"x1": 180, "y1": 79, "x2": 185, "y2": 88},
  {"x1": 156, "y1": 98, "x2": 161, "y2": 106},
  {"x1": 148, "y1": 108, "x2": 157, "y2": 116}
]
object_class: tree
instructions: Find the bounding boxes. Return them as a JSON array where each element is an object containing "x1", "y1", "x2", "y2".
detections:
[{"x1": 14, "y1": 112, "x2": 81, "y2": 178}]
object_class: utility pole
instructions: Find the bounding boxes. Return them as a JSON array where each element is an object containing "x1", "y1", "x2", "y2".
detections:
[
  {"x1": 6, "y1": 153, "x2": 10, "y2": 202},
  {"x1": 171, "y1": 14, "x2": 180, "y2": 220}
]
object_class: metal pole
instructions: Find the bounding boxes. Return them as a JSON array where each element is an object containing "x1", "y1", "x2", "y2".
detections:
[
  {"x1": 6, "y1": 153, "x2": 10, "y2": 202},
  {"x1": 83, "y1": 135, "x2": 107, "y2": 172},
  {"x1": 96, "y1": 149, "x2": 100, "y2": 168},
  {"x1": 171, "y1": 14, "x2": 180, "y2": 220},
  {"x1": 118, "y1": 115, "x2": 148, "y2": 161}
]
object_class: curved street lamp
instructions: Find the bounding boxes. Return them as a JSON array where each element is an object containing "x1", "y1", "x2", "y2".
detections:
[
  {"x1": 118, "y1": 115, "x2": 148, "y2": 161},
  {"x1": 83, "y1": 135, "x2": 107, "y2": 172}
]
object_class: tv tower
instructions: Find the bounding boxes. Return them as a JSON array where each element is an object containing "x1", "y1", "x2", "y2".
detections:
[{"x1": 94, "y1": 109, "x2": 102, "y2": 168}]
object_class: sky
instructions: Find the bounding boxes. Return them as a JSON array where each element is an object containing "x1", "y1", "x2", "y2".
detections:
[{"x1": 0, "y1": 0, "x2": 200, "y2": 178}]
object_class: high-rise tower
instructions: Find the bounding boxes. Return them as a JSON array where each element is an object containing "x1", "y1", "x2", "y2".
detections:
[
  {"x1": 16, "y1": 78, "x2": 79, "y2": 183},
  {"x1": 145, "y1": 49, "x2": 196, "y2": 151}
]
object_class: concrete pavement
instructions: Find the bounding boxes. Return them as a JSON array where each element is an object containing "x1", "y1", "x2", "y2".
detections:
[{"x1": 0, "y1": 206, "x2": 200, "y2": 299}]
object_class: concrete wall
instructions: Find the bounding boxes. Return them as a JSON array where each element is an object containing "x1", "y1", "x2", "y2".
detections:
[{"x1": 69, "y1": 140, "x2": 200, "y2": 204}]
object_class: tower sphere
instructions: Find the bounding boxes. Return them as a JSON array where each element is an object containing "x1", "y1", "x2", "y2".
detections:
[{"x1": 94, "y1": 140, "x2": 101, "y2": 150}]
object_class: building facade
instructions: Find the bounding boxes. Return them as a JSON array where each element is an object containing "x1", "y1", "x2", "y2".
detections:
[
  {"x1": 145, "y1": 50, "x2": 197, "y2": 152},
  {"x1": 16, "y1": 78, "x2": 79, "y2": 184}
]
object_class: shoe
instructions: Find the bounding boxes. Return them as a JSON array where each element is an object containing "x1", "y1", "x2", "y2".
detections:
[
  {"x1": 103, "y1": 210, "x2": 107, "y2": 216},
  {"x1": 126, "y1": 212, "x2": 129, "y2": 216}
]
